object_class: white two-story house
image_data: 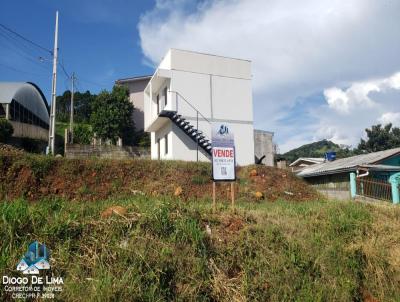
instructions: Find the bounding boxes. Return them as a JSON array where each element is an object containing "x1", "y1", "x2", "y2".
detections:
[{"x1": 143, "y1": 49, "x2": 255, "y2": 166}]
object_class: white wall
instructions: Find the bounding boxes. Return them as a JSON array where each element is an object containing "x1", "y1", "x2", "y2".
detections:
[
  {"x1": 170, "y1": 70, "x2": 211, "y2": 118},
  {"x1": 169, "y1": 49, "x2": 251, "y2": 79},
  {"x1": 151, "y1": 122, "x2": 173, "y2": 160},
  {"x1": 212, "y1": 76, "x2": 253, "y2": 121},
  {"x1": 171, "y1": 123, "x2": 210, "y2": 162}
]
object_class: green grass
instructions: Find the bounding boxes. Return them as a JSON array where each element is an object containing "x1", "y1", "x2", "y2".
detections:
[
  {"x1": 0, "y1": 197, "x2": 399, "y2": 301},
  {"x1": 55, "y1": 122, "x2": 69, "y2": 139},
  {"x1": 55, "y1": 122, "x2": 91, "y2": 139}
]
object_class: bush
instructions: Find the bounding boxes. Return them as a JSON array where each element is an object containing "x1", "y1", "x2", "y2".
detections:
[
  {"x1": 134, "y1": 130, "x2": 150, "y2": 147},
  {"x1": 73, "y1": 124, "x2": 93, "y2": 144},
  {"x1": 0, "y1": 118, "x2": 13, "y2": 142}
]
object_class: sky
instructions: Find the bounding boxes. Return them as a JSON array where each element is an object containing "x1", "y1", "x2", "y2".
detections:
[{"x1": 1, "y1": 0, "x2": 400, "y2": 152}]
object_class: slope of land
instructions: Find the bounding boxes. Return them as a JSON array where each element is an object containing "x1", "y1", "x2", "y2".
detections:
[
  {"x1": 0, "y1": 197, "x2": 399, "y2": 301},
  {"x1": 1, "y1": 145, "x2": 399, "y2": 301},
  {"x1": 0, "y1": 145, "x2": 319, "y2": 202}
]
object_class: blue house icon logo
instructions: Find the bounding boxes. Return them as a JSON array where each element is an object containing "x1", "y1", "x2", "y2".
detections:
[
  {"x1": 218, "y1": 124, "x2": 229, "y2": 136},
  {"x1": 16, "y1": 241, "x2": 50, "y2": 274}
]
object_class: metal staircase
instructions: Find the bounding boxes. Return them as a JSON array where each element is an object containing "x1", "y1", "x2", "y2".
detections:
[{"x1": 159, "y1": 110, "x2": 212, "y2": 156}]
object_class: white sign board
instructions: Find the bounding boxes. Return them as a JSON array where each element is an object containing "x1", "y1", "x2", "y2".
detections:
[{"x1": 212, "y1": 124, "x2": 236, "y2": 181}]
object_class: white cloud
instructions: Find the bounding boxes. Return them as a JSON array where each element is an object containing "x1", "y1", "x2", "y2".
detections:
[
  {"x1": 138, "y1": 0, "x2": 400, "y2": 152},
  {"x1": 378, "y1": 112, "x2": 400, "y2": 126},
  {"x1": 324, "y1": 72, "x2": 400, "y2": 114}
]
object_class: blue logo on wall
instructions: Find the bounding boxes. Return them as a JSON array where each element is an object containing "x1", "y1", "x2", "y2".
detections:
[
  {"x1": 218, "y1": 124, "x2": 229, "y2": 135},
  {"x1": 16, "y1": 241, "x2": 50, "y2": 274}
]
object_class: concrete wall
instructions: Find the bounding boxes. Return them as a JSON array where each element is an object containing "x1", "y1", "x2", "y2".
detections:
[
  {"x1": 9, "y1": 121, "x2": 48, "y2": 141},
  {"x1": 318, "y1": 189, "x2": 351, "y2": 200},
  {"x1": 254, "y1": 129, "x2": 274, "y2": 166},
  {"x1": 65, "y1": 144, "x2": 150, "y2": 159},
  {"x1": 145, "y1": 49, "x2": 255, "y2": 166}
]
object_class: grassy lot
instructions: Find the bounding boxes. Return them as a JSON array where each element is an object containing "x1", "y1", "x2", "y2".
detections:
[{"x1": 1, "y1": 197, "x2": 399, "y2": 301}]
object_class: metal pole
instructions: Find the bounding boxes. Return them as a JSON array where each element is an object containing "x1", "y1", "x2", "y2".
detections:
[
  {"x1": 48, "y1": 11, "x2": 59, "y2": 155},
  {"x1": 69, "y1": 72, "x2": 75, "y2": 143},
  {"x1": 5, "y1": 104, "x2": 9, "y2": 120},
  {"x1": 212, "y1": 182, "x2": 216, "y2": 212},
  {"x1": 196, "y1": 111, "x2": 199, "y2": 162}
]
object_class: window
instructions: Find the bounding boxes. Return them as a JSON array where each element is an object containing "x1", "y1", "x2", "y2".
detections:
[
  {"x1": 157, "y1": 94, "x2": 160, "y2": 114},
  {"x1": 165, "y1": 133, "x2": 168, "y2": 154},
  {"x1": 8, "y1": 100, "x2": 49, "y2": 129},
  {"x1": 164, "y1": 87, "x2": 168, "y2": 107},
  {"x1": 157, "y1": 138, "x2": 160, "y2": 159}
]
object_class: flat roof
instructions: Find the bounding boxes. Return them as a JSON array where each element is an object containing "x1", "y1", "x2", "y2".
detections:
[
  {"x1": 115, "y1": 75, "x2": 152, "y2": 84},
  {"x1": 170, "y1": 48, "x2": 252, "y2": 63}
]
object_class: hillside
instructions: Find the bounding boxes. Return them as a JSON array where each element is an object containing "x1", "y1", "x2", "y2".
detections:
[
  {"x1": 1, "y1": 146, "x2": 399, "y2": 301},
  {"x1": 0, "y1": 145, "x2": 319, "y2": 202},
  {"x1": 282, "y1": 139, "x2": 355, "y2": 163}
]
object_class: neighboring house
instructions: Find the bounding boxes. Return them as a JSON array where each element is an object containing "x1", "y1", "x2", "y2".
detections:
[
  {"x1": 298, "y1": 148, "x2": 400, "y2": 200},
  {"x1": 254, "y1": 129, "x2": 274, "y2": 166},
  {"x1": 0, "y1": 82, "x2": 49, "y2": 141},
  {"x1": 289, "y1": 157, "x2": 325, "y2": 172},
  {"x1": 115, "y1": 75, "x2": 151, "y2": 131},
  {"x1": 143, "y1": 48, "x2": 255, "y2": 165}
]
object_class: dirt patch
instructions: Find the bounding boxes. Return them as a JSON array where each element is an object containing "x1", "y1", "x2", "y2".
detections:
[
  {"x1": 0, "y1": 150, "x2": 320, "y2": 202},
  {"x1": 238, "y1": 165, "x2": 320, "y2": 202}
]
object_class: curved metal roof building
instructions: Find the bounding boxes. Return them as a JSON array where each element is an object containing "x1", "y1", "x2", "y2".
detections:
[{"x1": 0, "y1": 82, "x2": 49, "y2": 129}]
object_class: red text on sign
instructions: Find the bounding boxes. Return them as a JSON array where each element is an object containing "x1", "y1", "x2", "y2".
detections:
[{"x1": 213, "y1": 149, "x2": 234, "y2": 158}]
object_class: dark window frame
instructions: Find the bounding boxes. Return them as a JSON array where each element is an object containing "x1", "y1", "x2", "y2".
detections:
[
  {"x1": 164, "y1": 86, "x2": 168, "y2": 107},
  {"x1": 165, "y1": 133, "x2": 168, "y2": 154}
]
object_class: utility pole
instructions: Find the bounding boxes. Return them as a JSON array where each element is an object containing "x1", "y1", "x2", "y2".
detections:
[
  {"x1": 48, "y1": 11, "x2": 59, "y2": 155},
  {"x1": 69, "y1": 72, "x2": 75, "y2": 143}
]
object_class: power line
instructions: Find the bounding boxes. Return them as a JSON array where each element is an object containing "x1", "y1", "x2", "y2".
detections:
[
  {"x1": 0, "y1": 61, "x2": 51, "y2": 78},
  {"x1": 0, "y1": 28, "x2": 53, "y2": 72},
  {"x1": 59, "y1": 61, "x2": 70, "y2": 79},
  {"x1": 0, "y1": 23, "x2": 52, "y2": 54}
]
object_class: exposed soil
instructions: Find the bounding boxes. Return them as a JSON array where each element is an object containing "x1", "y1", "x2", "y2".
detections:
[{"x1": 0, "y1": 146, "x2": 320, "y2": 202}]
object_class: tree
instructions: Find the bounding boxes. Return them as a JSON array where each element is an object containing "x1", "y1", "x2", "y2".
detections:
[
  {"x1": 357, "y1": 123, "x2": 400, "y2": 153},
  {"x1": 56, "y1": 90, "x2": 97, "y2": 123},
  {"x1": 73, "y1": 124, "x2": 93, "y2": 145},
  {"x1": 0, "y1": 118, "x2": 14, "y2": 142},
  {"x1": 90, "y1": 86, "x2": 135, "y2": 145}
]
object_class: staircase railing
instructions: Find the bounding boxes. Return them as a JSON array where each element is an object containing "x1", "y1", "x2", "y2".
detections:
[
  {"x1": 169, "y1": 90, "x2": 211, "y2": 124},
  {"x1": 168, "y1": 90, "x2": 212, "y2": 160}
]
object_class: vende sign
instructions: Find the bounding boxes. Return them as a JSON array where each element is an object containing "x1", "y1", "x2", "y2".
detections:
[
  {"x1": 212, "y1": 146, "x2": 235, "y2": 180},
  {"x1": 213, "y1": 148, "x2": 234, "y2": 158},
  {"x1": 212, "y1": 124, "x2": 235, "y2": 181}
]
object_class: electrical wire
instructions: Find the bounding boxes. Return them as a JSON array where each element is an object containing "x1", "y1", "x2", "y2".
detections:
[
  {"x1": 0, "y1": 61, "x2": 51, "y2": 78},
  {"x1": 0, "y1": 28, "x2": 53, "y2": 72},
  {"x1": 0, "y1": 23, "x2": 52, "y2": 54},
  {"x1": 0, "y1": 24, "x2": 109, "y2": 95}
]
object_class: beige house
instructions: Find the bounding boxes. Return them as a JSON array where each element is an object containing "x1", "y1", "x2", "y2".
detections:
[{"x1": 115, "y1": 75, "x2": 151, "y2": 131}]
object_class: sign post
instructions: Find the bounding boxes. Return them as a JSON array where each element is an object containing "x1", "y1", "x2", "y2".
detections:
[{"x1": 211, "y1": 123, "x2": 236, "y2": 211}]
